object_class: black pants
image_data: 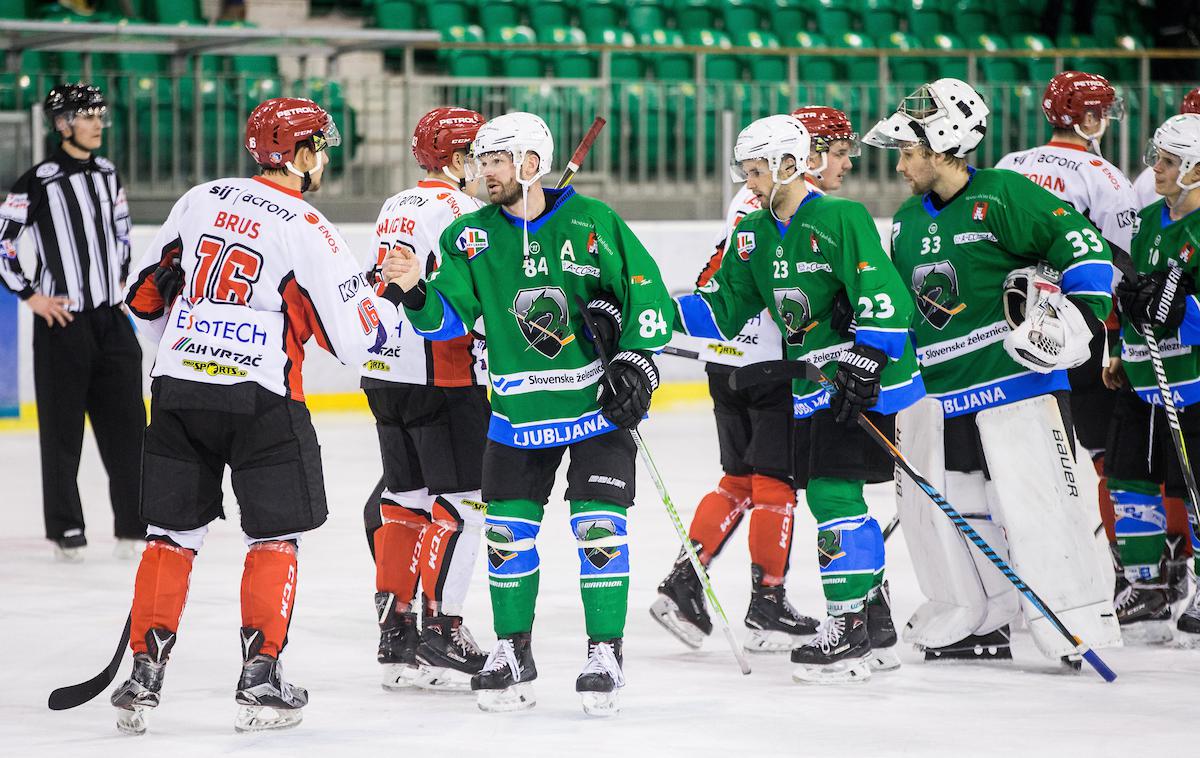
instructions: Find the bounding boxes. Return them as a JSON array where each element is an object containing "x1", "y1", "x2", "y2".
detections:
[{"x1": 33, "y1": 306, "x2": 145, "y2": 540}]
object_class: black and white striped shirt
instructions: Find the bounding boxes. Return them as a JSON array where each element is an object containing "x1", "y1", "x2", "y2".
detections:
[{"x1": 0, "y1": 147, "x2": 131, "y2": 311}]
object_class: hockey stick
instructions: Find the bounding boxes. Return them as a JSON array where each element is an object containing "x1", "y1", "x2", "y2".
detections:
[
  {"x1": 555, "y1": 117, "x2": 606, "y2": 190},
  {"x1": 48, "y1": 611, "x2": 131, "y2": 710},
  {"x1": 729, "y1": 360, "x2": 1119, "y2": 682},
  {"x1": 576, "y1": 295, "x2": 751, "y2": 675}
]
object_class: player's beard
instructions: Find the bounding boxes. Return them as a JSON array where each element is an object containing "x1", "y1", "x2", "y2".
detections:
[{"x1": 489, "y1": 177, "x2": 522, "y2": 207}]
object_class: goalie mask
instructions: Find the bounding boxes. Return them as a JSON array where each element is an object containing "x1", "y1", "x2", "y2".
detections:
[
  {"x1": 1002, "y1": 264, "x2": 1092, "y2": 373},
  {"x1": 864, "y1": 78, "x2": 989, "y2": 157}
]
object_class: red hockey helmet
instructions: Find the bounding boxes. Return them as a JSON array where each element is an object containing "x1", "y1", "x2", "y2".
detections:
[
  {"x1": 245, "y1": 97, "x2": 341, "y2": 169},
  {"x1": 412, "y1": 106, "x2": 486, "y2": 171},
  {"x1": 791, "y1": 106, "x2": 860, "y2": 156},
  {"x1": 1041, "y1": 71, "x2": 1123, "y2": 128},
  {"x1": 1183, "y1": 86, "x2": 1200, "y2": 115}
]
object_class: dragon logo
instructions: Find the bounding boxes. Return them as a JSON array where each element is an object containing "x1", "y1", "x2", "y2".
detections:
[
  {"x1": 485, "y1": 524, "x2": 517, "y2": 570},
  {"x1": 912, "y1": 260, "x2": 966, "y2": 330},
  {"x1": 511, "y1": 287, "x2": 575, "y2": 359},
  {"x1": 816, "y1": 528, "x2": 845, "y2": 569},
  {"x1": 773, "y1": 288, "x2": 815, "y2": 347},
  {"x1": 575, "y1": 518, "x2": 621, "y2": 570}
]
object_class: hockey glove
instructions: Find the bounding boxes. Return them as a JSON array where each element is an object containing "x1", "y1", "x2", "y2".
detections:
[
  {"x1": 599, "y1": 350, "x2": 660, "y2": 429},
  {"x1": 152, "y1": 249, "x2": 184, "y2": 306},
  {"x1": 830, "y1": 289, "x2": 857, "y2": 339},
  {"x1": 1139, "y1": 268, "x2": 1194, "y2": 331},
  {"x1": 831, "y1": 343, "x2": 886, "y2": 424},
  {"x1": 584, "y1": 293, "x2": 623, "y2": 357}
]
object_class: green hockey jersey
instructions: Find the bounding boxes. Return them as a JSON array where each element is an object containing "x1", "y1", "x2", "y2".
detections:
[
  {"x1": 1119, "y1": 201, "x2": 1200, "y2": 408},
  {"x1": 676, "y1": 189, "x2": 925, "y2": 417},
  {"x1": 403, "y1": 186, "x2": 673, "y2": 448},
  {"x1": 890, "y1": 167, "x2": 1114, "y2": 417}
]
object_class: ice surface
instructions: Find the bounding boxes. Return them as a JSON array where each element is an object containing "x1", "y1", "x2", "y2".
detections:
[{"x1": 2, "y1": 407, "x2": 1195, "y2": 757}]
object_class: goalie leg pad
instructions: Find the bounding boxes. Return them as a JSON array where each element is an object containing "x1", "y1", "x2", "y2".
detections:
[
  {"x1": 895, "y1": 398, "x2": 1019, "y2": 647},
  {"x1": 485, "y1": 500, "x2": 544, "y2": 636},
  {"x1": 418, "y1": 491, "x2": 486, "y2": 617},
  {"x1": 976, "y1": 394, "x2": 1121, "y2": 659},
  {"x1": 571, "y1": 502, "x2": 630, "y2": 640}
]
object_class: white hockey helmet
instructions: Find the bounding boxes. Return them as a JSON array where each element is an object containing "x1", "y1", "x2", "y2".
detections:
[
  {"x1": 471, "y1": 111, "x2": 554, "y2": 187},
  {"x1": 1144, "y1": 113, "x2": 1200, "y2": 196},
  {"x1": 864, "y1": 78, "x2": 990, "y2": 158},
  {"x1": 729, "y1": 114, "x2": 810, "y2": 185}
]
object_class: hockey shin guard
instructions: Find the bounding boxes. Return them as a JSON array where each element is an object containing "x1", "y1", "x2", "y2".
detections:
[
  {"x1": 484, "y1": 499, "x2": 543, "y2": 637},
  {"x1": 1162, "y1": 495, "x2": 1195, "y2": 556},
  {"x1": 375, "y1": 488, "x2": 433, "y2": 609},
  {"x1": 240, "y1": 540, "x2": 298, "y2": 658},
  {"x1": 1109, "y1": 479, "x2": 1166, "y2": 581},
  {"x1": 571, "y1": 501, "x2": 630, "y2": 640},
  {"x1": 688, "y1": 474, "x2": 752, "y2": 564},
  {"x1": 806, "y1": 477, "x2": 882, "y2": 615},
  {"x1": 131, "y1": 539, "x2": 196, "y2": 654},
  {"x1": 418, "y1": 491, "x2": 486, "y2": 617},
  {"x1": 747, "y1": 474, "x2": 795, "y2": 586}
]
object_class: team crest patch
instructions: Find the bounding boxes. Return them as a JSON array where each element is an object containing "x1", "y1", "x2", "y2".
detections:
[
  {"x1": 1053, "y1": 207, "x2": 1068, "y2": 217},
  {"x1": 1182, "y1": 244, "x2": 1195, "y2": 264},
  {"x1": 773, "y1": 288, "x2": 815, "y2": 347},
  {"x1": 575, "y1": 518, "x2": 621, "y2": 570},
  {"x1": 0, "y1": 239, "x2": 15, "y2": 260},
  {"x1": 511, "y1": 286, "x2": 575, "y2": 359},
  {"x1": 485, "y1": 525, "x2": 517, "y2": 569},
  {"x1": 972, "y1": 201, "x2": 988, "y2": 221},
  {"x1": 912, "y1": 260, "x2": 966, "y2": 330},
  {"x1": 817, "y1": 528, "x2": 846, "y2": 569},
  {"x1": 735, "y1": 230, "x2": 756, "y2": 261},
  {"x1": 36, "y1": 162, "x2": 60, "y2": 179},
  {"x1": 456, "y1": 227, "x2": 490, "y2": 259}
]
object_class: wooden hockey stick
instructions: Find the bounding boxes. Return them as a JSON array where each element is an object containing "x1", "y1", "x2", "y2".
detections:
[
  {"x1": 48, "y1": 612, "x2": 131, "y2": 710},
  {"x1": 555, "y1": 117, "x2": 606, "y2": 190}
]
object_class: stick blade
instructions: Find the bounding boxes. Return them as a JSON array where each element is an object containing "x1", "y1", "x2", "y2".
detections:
[{"x1": 47, "y1": 613, "x2": 130, "y2": 710}]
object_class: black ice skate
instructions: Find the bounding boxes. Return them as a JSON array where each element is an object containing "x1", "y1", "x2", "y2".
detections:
[
  {"x1": 376, "y1": 591, "x2": 420, "y2": 690},
  {"x1": 415, "y1": 614, "x2": 486, "y2": 691},
  {"x1": 576, "y1": 638, "x2": 625, "y2": 717},
  {"x1": 866, "y1": 581, "x2": 901, "y2": 672},
  {"x1": 1162, "y1": 536, "x2": 1190, "y2": 604},
  {"x1": 110, "y1": 628, "x2": 175, "y2": 735},
  {"x1": 1177, "y1": 583, "x2": 1200, "y2": 647},
  {"x1": 234, "y1": 627, "x2": 308, "y2": 732},
  {"x1": 471, "y1": 633, "x2": 537, "y2": 712},
  {"x1": 790, "y1": 612, "x2": 872, "y2": 684},
  {"x1": 1115, "y1": 582, "x2": 1173, "y2": 644},
  {"x1": 742, "y1": 564, "x2": 818, "y2": 653},
  {"x1": 922, "y1": 625, "x2": 1012, "y2": 662},
  {"x1": 650, "y1": 545, "x2": 712, "y2": 649}
]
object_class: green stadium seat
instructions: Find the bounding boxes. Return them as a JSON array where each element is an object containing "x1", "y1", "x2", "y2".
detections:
[
  {"x1": 527, "y1": 0, "x2": 573, "y2": 31},
  {"x1": 640, "y1": 27, "x2": 693, "y2": 81},
  {"x1": 921, "y1": 33, "x2": 967, "y2": 81},
  {"x1": 952, "y1": 0, "x2": 992, "y2": 37},
  {"x1": 1056, "y1": 33, "x2": 1113, "y2": 80},
  {"x1": 965, "y1": 33, "x2": 1022, "y2": 82},
  {"x1": 722, "y1": 0, "x2": 764, "y2": 31},
  {"x1": 905, "y1": 0, "x2": 947, "y2": 38},
  {"x1": 544, "y1": 26, "x2": 596, "y2": 78},
  {"x1": 1109, "y1": 34, "x2": 1143, "y2": 82},
  {"x1": 479, "y1": 0, "x2": 522, "y2": 29},
  {"x1": 149, "y1": 0, "x2": 201, "y2": 23},
  {"x1": 427, "y1": 1, "x2": 469, "y2": 31},
  {"x1": 0, "y1": 0, "x2": 28, "y2": 18},
  {"x1": 767, "y1": 0, "x2": 806, "y2": 31},
  {"x1": 587, "y1": 26, "x2": 644, "y2": 79},
  {"x1": 441, "y1": 24, "x2": 494, "y2": 77},
  {"x1": 733, "y1": 29, "x2": 785, "y2": 82},
  {"x1": 374, "y1": 0, "x2": 417, "y2": 29},
  {"x1": 789, "y1": 31, "x2": 839, "y2": 82},
  {"x1": 0, "y1": 50, "x2": 48, "y2": 110},
  {"x1": 625, "y1": 0, "x2": 667, "y2": 35},
  {"x1": 862, "y1": 0, "x2": 903, "y2": 40},
  {"x1": 491, "y1": 25, "x2": 543, "y2": 77},
  {"x1": 674, "y1": 0, "x2": 719, "y2": 32},
  {"x1": 1009, "y1": 33, "x2": 1056, "y2": 83},
  {"x1": 832, "y1": 32, "x2": 877, "y2": 82},
  {"x1": 815, "y1": 0, "x2": 858, "y2": 36},
  {"x1": 685, "y1": 28, "x2": 741, "y2": 81},
  {"x1": 580, "y1": 0, "x2": 622, "y2": 31},
  {"x1": 878, "y1": 31, "x2": 927, "y2": 83}
]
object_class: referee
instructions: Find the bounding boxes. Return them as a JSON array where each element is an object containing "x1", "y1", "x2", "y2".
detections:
[{"x1": 0, "y1": 83, "x2": 145, "y2": 561}]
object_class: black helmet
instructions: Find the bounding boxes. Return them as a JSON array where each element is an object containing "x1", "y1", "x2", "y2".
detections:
[{"x1": 44, "y1": 83, "x2": 108, "y2": 127}]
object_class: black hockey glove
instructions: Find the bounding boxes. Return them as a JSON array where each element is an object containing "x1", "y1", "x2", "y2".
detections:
[
  {"x1": 599, "y1": 350, "x2": 659, "y2": 430},
  {"x1": 830, "y1": 343, "x2": 886, "y2": 424},
  {"x1": 152, "y1": 249, "x2": 184, "y2": 306},
  {"x1": 1117, "y1": 269, "x2": 1195, "y2": 331},
  {"x1": 830, "y1": 288, "x2": 856, "y2": 339},
  {"x1": 584, "y1": 293, "x2": 622, "y2": 357}
]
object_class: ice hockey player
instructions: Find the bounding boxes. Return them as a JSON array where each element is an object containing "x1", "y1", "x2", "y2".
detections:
[
  {"x1": 1104, "y1": 113, "x2": 1200, "y2": 645},
  {"x1": 865, "y1": 78, "x2": 1122, "y2": 667},
  {"x1": 1133, "y1": 87, "x2": 1200, "y2": 208},
  {"x1": 113, "y1": 98, "x2": 390, "y2": 734},
  {"x1": 361, "y1": 107, "x2": 490, "y2": 692},
  {"x1": 674, "y1": 114, "x2": 925, "y2": 683},
  {"x1": 381, "y1": 112, "x2": 673, "y2": 715},
  {"x1": 995, "y1": 71, "x2": 1147, "y2": 605}
]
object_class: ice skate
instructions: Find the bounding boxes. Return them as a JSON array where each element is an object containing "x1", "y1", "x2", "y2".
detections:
[
  {"x1": 1177, "y1": 583, "x2": 1200, "y2": 648},
  {"x1": 790, "y1": 612, "x2": 872, "y2": 684},
  {"x1": 922, "y1": 626, "x2": 1012, "y2": 662},
  {"x1": 110, "y1": 628, "x2": 174, "y2": 735},
  {"x1": 650, "y1": 546, "x2": 712, "y2": 649},
  {"x1": 1162, "y1": 536, "x2": 1190, "y2": 604},
  {"x1": 234, "y1": 627, "x2": 307, "y2": 732},
  {"x1": 866, "y1": 581, "x2": 901, "y2": 672},
  {"x1": 54, "y1": 529, "x2": 86, "y2": 563},
  {"x1": 471, "y1": 633, "x2": 537, "y2": 712},
  {"x1": 415, "y1": 614, "x2": 486, "y2": 691},
  {"x1": 576, "y1": 639, "x2": 624, "y2": 717},
  {"x1": 1115, "y1": 582, "x2": 1173, "y2": 644},
  {"x1": 742, "y1": 564, "x2": 817, "y2": 653},
  {"x1": 376, "y1": 591, "x2": 420, "y2": 690}
]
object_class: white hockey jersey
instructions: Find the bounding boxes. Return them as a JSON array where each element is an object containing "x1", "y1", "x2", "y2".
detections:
[
  {"x1": 995, "y1": 141, "x2": 1140, "y2": 252},
  {"x1": 1132, "y1": 167, "x2": 1159, "y2": 209},
  {"x1": 361, "y1": 178, "x2": 487, "y2": 386},
  {"x1": 667, "y1": 184, "x2": 784, "y2": 366},
  {"x1": 125, "y1": 175, "x2": 394, "y2": 401}
]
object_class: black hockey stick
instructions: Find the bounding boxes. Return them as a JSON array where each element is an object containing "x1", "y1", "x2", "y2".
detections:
[
  {"x1": 48, "y1": 611, "x2": 131, "y2": 710},
  {"x1": 730, "y1": 360, "x2": 1119, "y2": 682},
  {"x1": 576, "y1": 296, "x2": 751, "y2": 675}
]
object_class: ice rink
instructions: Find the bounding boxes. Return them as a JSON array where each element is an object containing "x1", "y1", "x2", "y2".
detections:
[{"x1": 2, "y1": 404, "x2": 1197, "y2": 757}]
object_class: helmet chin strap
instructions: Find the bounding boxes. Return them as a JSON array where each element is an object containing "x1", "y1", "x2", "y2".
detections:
[
  {"x1": 443, "y1": 165, "x2": 465, "y2": 190},
  {"x1": 285, "y1": 151, "x2": 327, "y2": 193},
  {"x1": 1074, "y1": 120, "x2": 1107, "y2": 156}
]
